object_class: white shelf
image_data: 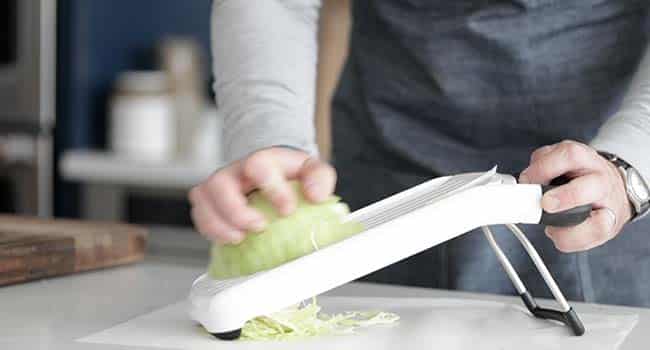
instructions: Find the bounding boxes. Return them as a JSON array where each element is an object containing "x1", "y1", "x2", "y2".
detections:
[{"x1": 60, "y1": 150, "x2": 221, "y2": 189}]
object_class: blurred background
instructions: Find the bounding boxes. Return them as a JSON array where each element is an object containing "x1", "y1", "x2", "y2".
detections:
[{"x1": 0, "y1": 0, "x2": 350, "y2": 227}]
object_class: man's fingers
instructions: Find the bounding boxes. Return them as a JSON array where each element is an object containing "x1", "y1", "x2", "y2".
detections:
[
  {"x1": 203, "y1": 170, "x2": 267, "y2": 232},
  {"x1": 520, "y1": 140, "x2": 599, "y2": 184},
  {"x1": 541, "y1": 173, "x2": 607, "y2": 213},
  {"x1": 189, "y1": 147, "x2": 336, "y2": 245},
  {"x1": 242, "y1": 148, "x2": 310, "y2": 216},
  {"x1": 545, "y1": 208, "x2": 617, "y2": 253},
  {"x1": 522, "y1": 140, "x2": 630, "y2": 254},
  {"x1": 300, "y1": 157, "x2": 337, "y2": 202},
  {"x1": 189, "y1": 188, "x2": 244, "y2": 243},
  {"x1": 529, "y1": 145, "x2": 555, "y2": 164}
]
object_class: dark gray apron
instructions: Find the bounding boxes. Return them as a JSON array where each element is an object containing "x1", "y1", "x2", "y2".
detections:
[{"x1": 332, "y1": 0, "x2": 650, "y2": 307}]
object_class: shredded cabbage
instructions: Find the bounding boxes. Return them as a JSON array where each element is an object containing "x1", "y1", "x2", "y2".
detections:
[{"x1": 240, "y1": 298, "x2": 399, "y2": 341}]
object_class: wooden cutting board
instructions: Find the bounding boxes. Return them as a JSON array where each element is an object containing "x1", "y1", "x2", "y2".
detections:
[{"x1": 0, "y1": 215, "x2": 147, "y2": 286}]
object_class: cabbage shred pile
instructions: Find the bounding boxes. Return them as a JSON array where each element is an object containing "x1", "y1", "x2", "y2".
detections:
[{"x1": 241, "y1": 298, "x2": 399, "y2": 341}]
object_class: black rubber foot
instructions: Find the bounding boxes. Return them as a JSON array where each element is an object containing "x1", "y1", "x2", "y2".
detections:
[
  {"x1": 211, "y1": 329, "x2": 242, "y2": 340},
  {"x1": 519, "y1": 291, "x2": 585, "y2": 336}
]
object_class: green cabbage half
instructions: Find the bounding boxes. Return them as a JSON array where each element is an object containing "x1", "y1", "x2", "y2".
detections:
[
  {"x1": 206, "y1": 181, "x2": 398, "y2": 340},
  {"x1": 208, "y1": 181, "x2": 364, "y2": 279}
]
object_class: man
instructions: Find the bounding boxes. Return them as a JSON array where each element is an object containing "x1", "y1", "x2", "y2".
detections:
[{"x1": 190, "y1": 1, "x2": 650, "y2": 307}]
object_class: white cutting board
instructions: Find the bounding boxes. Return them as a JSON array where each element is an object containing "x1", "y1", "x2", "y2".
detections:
[{"x1": 78, "y1": 296, "x2": 636, "y2": 350}]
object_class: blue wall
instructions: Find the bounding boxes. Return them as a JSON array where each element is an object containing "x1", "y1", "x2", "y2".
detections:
[{"x1": 55, "y1": 0, "x2": 213, "y2": 217}]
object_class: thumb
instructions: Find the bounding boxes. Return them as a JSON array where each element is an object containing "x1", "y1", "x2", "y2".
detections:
[{"x1": 299, "y1": 157, "x2": 337, "y2": 202}]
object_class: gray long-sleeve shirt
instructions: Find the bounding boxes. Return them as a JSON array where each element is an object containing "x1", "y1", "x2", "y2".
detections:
[{"x1": 211, "y1": 0, "x2": 650, "y2": 184}]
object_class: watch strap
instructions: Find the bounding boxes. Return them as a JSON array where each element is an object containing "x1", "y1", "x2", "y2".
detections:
[
  {"x1": 637, "y1": 199, "x2": 650, "y2": 222},
  {"x1": 597, "y1": 151, "x2": 650, "y2": 222},
  {"x1": 597, "y1": 151, "x2": 629, "y2": 168}
]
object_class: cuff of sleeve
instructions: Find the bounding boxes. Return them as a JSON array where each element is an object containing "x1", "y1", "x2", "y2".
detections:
[
  {"x1": 590, "y1": 112, "x2": 650, "y2": 186},
  {"x1": 223, "y1": 113, "x2": 319, "y2": 163}
]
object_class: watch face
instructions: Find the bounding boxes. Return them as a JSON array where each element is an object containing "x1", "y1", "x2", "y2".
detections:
[{"x1": 628, "y1": 168, "x2": 650, "y2": 202}]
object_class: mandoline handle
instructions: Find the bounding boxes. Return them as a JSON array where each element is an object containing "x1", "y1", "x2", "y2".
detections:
[{"x1": 539, "y1": 176, "x2": 592, "y2": 227}]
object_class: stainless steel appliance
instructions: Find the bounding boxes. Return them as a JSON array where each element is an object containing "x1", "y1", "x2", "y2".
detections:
[{"x1": 0, "y1": 0, "x2": 56, "y2": 216}]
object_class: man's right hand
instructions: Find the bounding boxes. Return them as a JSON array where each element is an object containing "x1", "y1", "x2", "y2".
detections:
[{"x1": 188, "y1": 147, "x2": 337, "y2": 244}]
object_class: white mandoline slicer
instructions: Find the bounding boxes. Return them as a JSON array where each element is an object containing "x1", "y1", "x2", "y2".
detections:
[{"x1": 189, "y1": 167, "x2": 591, "y2": 340}]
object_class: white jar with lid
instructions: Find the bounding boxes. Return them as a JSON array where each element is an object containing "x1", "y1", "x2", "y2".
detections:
[{"x1": 109, "y1": 71, "x2": 174, "y2": 162}]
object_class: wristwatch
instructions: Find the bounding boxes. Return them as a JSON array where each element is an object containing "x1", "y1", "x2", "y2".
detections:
[{"x1": 598, "y1": 151, "x2": 650, "y2": 222}]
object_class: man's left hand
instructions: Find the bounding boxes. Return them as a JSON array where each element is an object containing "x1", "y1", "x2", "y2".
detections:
[{"x1": 519, "y1": 140, "x2": 632, "y2": 253}]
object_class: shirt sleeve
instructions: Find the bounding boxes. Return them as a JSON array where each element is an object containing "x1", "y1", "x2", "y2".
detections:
[
  {"x1": 211, "y1": 0, "x2": 322, "y2": 163},
  {"x1": 591, "y1": 44, "x2": 650, "y2": 184}
]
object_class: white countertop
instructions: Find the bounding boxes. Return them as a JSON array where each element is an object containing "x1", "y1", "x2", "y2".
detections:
[{"x1": 1, "y1": 227, "x2": 648, "y2": 349}]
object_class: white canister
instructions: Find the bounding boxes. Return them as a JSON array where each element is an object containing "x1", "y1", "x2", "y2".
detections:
[
  {"x1": 109, "y1": 71, "x2": 175, "y2": 162},
  {"x1": 190, "y1": 106, "x2": 223, "y2": 166}
]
